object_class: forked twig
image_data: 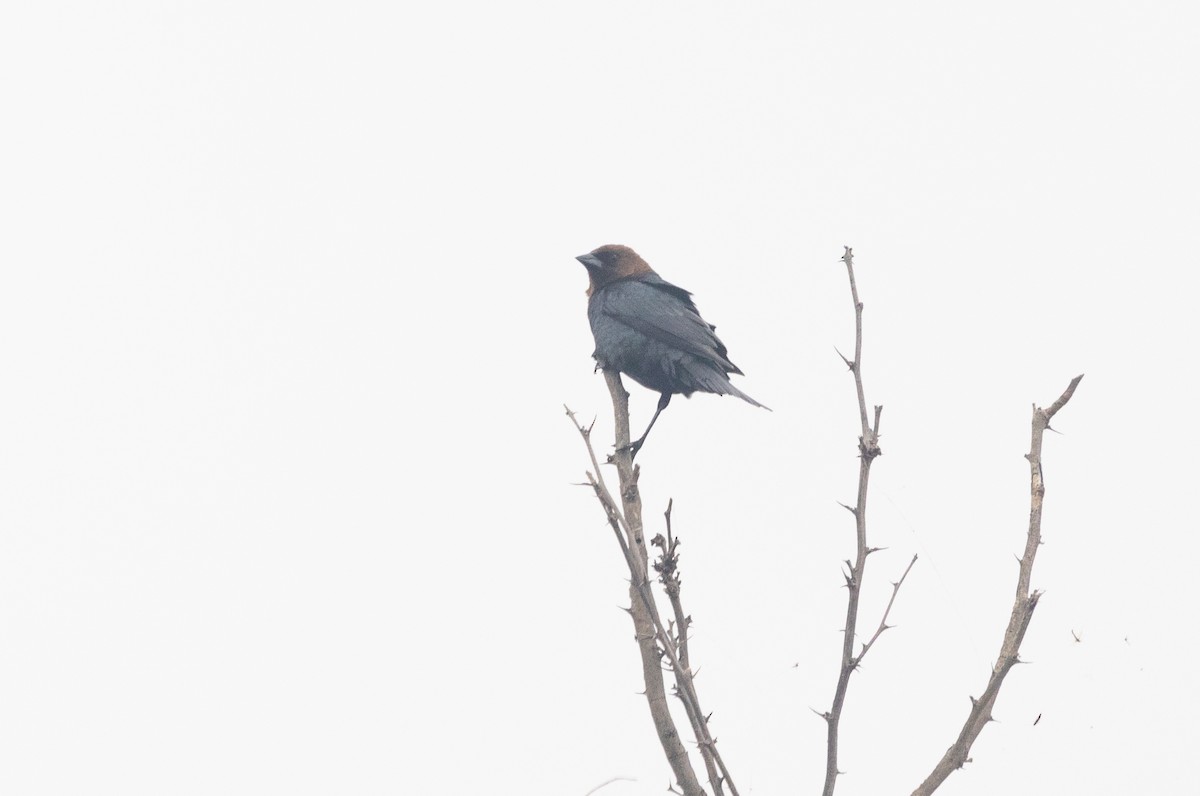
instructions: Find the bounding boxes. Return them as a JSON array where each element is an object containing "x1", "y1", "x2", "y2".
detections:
[{"x1": 856, "y1": 554, "x2": 919, "y2": 664}]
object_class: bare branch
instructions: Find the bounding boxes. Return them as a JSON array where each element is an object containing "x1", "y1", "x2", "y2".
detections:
[
  {"x1": 652, "y1": 501, "x2": 726, "y2": 795},
  {"x1": 842, "y1": 247, "x2": 872, "y2": 437},
  {"x1": 821, "y1": 246, "x2": 892, "y2": 796},
  {"x1": 564, "y1": 405, "x2": 636, "y2": 564},
  {"x1": 566, "y1": 402, "x2": 704, "y2": 796},
  {"x1": 911, "y1": 375, "x2": 1084, "y2": 796},
  {"x1": 569, "y1": 373, "x2": 743, "y2": 796},
  {"x1": 654, "y1": 500, "x2": 690, "y2": 671},
  {"x1": 1044, "y1": 374, "x2": 1085, "y2": 421}
]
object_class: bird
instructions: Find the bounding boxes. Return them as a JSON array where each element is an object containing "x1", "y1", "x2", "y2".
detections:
[{"x1": 574, "y1": 244, "x2": 768, "y2": 457}]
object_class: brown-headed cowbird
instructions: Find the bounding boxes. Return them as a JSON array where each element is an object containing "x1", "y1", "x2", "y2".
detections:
[{"x1": 575, "y1": 244, "x2": 768, "y2": 456}]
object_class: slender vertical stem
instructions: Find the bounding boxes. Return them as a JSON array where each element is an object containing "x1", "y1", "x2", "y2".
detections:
[{"x1": 822, "y1": 247, "x2": 883, "y2": 796}]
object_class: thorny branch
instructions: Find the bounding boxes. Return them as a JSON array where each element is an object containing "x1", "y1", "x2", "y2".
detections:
[
  {"x1": 654, "y1": 501, "x2": 690, "y2": 672},
  {"x1": 567, "y1": 378, "x2": 739, "y2": 796},
  {"x1": 652, "y1": 500, "x2": 725, "y2": 794},
  {"x1": 821, "y1": 247, "x2": 917, "y2": 796},
  {"x1": 911, "y1": 374, "x2": 1083, "y2": 796}
]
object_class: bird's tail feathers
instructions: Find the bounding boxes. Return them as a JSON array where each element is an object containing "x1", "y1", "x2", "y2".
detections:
[
  {"x1": 689, "y1": 368, "x2": 770, "y2": 410},
  {"x1": 721, "y1": 381, "x2": 770, "y2": 411}
]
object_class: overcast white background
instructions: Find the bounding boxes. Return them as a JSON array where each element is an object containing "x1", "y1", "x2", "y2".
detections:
[{"x1": 2, "y1": 2, "x2": 1197, "y2": 794}]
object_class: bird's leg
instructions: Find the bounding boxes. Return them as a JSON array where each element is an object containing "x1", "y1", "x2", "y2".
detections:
[{"x1": 623, "y1": 393, "x2": 672, "y2": 459}]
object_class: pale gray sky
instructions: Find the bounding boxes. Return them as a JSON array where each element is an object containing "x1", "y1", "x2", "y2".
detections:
[{"x1": 2, "y1": 2, "x2": 1197, "y2": 794}]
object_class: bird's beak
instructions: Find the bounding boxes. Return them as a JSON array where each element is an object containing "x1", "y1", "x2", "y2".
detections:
[{"x1": 576, "y1": 253, "x2": 602, "y2": 270}]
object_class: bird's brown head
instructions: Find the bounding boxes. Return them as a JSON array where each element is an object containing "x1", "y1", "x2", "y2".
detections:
[{"x1": 575, "y1": 244, "x2": 654, "y2": 295}]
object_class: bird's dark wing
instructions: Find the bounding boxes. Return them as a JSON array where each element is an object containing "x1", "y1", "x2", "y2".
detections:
[{"x1": 591, "y1": 274, "x2": 742, "y2": 375}]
